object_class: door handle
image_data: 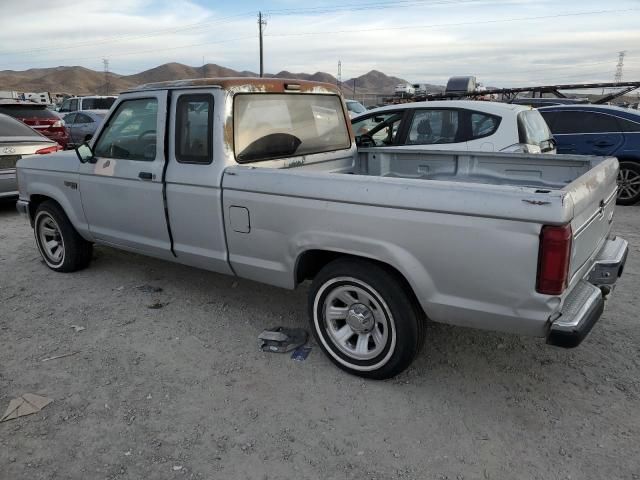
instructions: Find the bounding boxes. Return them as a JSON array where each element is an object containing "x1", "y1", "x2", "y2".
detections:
[
  {"x1": 138, "y1": 171, "x2": 153, "y2": 180},
  {"x1": 594, "y1": 141, "x2": 614, "y2": 147}
]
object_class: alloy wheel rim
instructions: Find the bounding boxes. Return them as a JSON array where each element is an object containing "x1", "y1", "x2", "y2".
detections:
[
  {"x1": 617, "y1": 168, "x2": 640, "y2": 200},
  {"x1": 322, "y1": 284, "x2": 390, "y2": 360},
  {"x1": 38, "y1": 214, "x2": 65, "y2": 265}
]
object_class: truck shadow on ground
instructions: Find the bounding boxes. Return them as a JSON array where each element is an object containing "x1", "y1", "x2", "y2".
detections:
[{"x1": 85, "y1": 242, "x2": 593, "y2": 390}]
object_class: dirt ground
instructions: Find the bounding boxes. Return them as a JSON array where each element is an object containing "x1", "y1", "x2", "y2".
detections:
[{"x1": 0, "y1": 199, "x2": 638, "y2": 480}]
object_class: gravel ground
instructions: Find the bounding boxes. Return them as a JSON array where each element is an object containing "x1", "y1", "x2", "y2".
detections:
[{"x1": 0, "y1": 198, "x2": 639, "y2": 480}]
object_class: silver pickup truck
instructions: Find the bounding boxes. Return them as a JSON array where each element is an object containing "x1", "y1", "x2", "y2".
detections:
[{"x1": 16, "y1": 78, "x2": 628, "y2": 379}]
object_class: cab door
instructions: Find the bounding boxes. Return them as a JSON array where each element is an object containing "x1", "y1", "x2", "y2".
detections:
[
  {"x1": 78, "y1": 91, "x2": 172, "y2": 259},
  {"x1": 164, "y1": 90, "x2": 233, "y2": 274}
]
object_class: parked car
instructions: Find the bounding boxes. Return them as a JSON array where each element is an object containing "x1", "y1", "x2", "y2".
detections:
[
  {"x1": 16, "y1": 78, "x2": 627, "y2": 379},
  {"x1": 57, "y1": 95, "x2": 117, "y2": 113},
  {"x1": 63, "y1": 110, "x2": 107, "y2": 148},
  {"x1": 345, "y1": 99, "x2": 366, "y2": 118},
  {"x1": 0, "y1": 113, "x2": 61, "y2": 198},
  {"x1": 539, "y1": 104, "x2": 640, "y2": 205},
  {"x1": 0, "y1": 99, "x2": 69, "y2": 148},
  {"x1": 351, "y1": 100, "x2": 556, "y2": 153}
]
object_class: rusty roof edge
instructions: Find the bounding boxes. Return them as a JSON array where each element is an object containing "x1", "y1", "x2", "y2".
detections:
[{"x1": 125, "y1": 77, "x2": 342, "y2": 94}]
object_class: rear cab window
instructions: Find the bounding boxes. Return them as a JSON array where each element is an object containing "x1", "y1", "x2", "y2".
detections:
[
  {"x1": 518, "y1": 110, "x2": 554, "y2": 152},
  {"x1": 175, "y1": 94, "x2": 213, "y2": 164},
  {"x1": 234, "y1": 94, "x2": 351, "y2": 163}
]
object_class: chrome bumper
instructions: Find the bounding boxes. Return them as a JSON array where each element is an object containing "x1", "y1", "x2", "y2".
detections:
[
  {"x1": 16, "y1": 199, "x2": 29, "y2": 216},
  {"x1": 547, "y1": 236, "x2": 628, "y2": 348}
]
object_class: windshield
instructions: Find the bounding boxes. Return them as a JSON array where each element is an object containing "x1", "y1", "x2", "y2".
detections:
[
  {"x1": 346, "y1": 101, "x2": 366, "y2": 115},
  {"x1": 234, "y1": 94, "x2": 351, "y2": 163},
  {"x1": 82, "y1": 97, "x2": 116, "y2": 110},
  {"x1": 518, "y1": 110, "x2": 554, "y2": 151}
]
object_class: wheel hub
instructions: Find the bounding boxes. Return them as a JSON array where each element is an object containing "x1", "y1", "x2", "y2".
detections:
[{"x1": 345, "y1": 303, "x2": 374, "y2": 333}]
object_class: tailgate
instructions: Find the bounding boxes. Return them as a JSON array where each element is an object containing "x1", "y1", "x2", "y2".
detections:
[{"x1": 565, "y1": 157, "x2": 618, "y2": 280}]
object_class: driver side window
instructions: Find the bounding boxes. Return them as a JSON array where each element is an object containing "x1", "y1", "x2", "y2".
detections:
[
  {"x1": 94, "y1": 98, "x2": 158, "y2": 161},
  {"x1": 351, "y1": 112, "x2": 403, "y2": 146}
]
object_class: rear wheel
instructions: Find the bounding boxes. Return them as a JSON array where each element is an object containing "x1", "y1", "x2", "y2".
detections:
[
  {"x1": 308, "y1": 258, "x2": 425, "y2": 379},
  {"x1": 617, "y1": 161, "x2": 640, "y2": 205},
  {"x1": 34, "y1": 201, "x2": 92, "y2": 272}
]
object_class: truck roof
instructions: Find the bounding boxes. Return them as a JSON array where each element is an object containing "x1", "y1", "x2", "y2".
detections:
[{"x1": 127, "y1": 77, "x2": 342, "y2": 95}]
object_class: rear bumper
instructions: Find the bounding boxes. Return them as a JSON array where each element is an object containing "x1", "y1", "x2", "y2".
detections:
[{"x1": 547, "y1": 236, "x2": 628, "y2": 348}]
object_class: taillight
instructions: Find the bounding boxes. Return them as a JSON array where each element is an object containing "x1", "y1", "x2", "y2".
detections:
[
  {"x1": 35, "y1": 145, "x2": 63, "y2": 154},
  {"x1": 536, "y1": 224, "x2": 572, "y2": 295},
  {"x1": 51, "y1": 120, "x2": 65, "y2": 128}
]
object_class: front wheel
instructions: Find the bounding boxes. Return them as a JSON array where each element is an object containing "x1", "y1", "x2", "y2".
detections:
[
  {"x1": 617, "y1": 161, "x2": 640, "y2": 205},
  {"x1": 34, "y1": 201, "x2": 93, "y2": 272},
  {"x1": 308, "y1": 258, "x2": 425, "y2": 379}
]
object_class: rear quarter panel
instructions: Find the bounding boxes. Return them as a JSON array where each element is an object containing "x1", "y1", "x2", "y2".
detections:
[{"x1": 222, "y1": 167, "x2": 569, "y2": 336}]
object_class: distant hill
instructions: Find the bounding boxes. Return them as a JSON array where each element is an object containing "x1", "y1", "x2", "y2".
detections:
[{"x1": 0, "y1": 62, "x2": 417, "y2": 96}]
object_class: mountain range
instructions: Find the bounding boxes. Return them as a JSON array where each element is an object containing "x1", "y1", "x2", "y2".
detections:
[{"x1": 0, "y1": 62, "x2": 443, "y2": 96}]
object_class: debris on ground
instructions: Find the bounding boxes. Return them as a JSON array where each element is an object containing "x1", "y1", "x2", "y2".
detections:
[
  {"x1": 291, "y1": 346, "x2": 312, "y2": 361},
  {"x1": 147, "y1": 302, "x2": 166, "y2": 309},
  {"x1": 1, "y1": 394, "x2": 53, "y2": 422},
  {"x1": 136, "y1": 284, "x2": 163, "y2": 293},
  {"x1": 41, "y1": 351, "x2": 80, "y2": 362},
  {"x1": 258, "y1": 327, "x2": 308, "y2": 353},
  {"x1": 70, "y1": 325, "x2": 85, "y2": 333}
]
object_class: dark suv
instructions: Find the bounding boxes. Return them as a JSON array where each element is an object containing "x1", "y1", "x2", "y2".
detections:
[{"x1": 539, "y1": 105, "x2": 640, "y2": 205}]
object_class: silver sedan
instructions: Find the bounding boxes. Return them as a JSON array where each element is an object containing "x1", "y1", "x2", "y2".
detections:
[{"x1": 0, "y1": 113, "x2": 60, "y2": 198}]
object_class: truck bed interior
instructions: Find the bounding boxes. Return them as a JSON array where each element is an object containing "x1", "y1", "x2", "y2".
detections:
[{"x1": 338, "y1": 149, "x2": 598, "y2": 190}]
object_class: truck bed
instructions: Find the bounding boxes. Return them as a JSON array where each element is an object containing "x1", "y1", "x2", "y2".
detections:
[{"x1": 350, "y1": 148, "x2": 596, "y2": 190}]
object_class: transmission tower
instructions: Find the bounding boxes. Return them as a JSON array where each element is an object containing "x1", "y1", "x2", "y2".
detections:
[
  {"x1": 337, "y1": 60, "x2": 342, "y2": 92},
  {"x1": 614, "y1": 51, "x2": 626, "y2": 83},
  {"x1": 103, "y1": 58, "x2": 110, "y2": 95}
]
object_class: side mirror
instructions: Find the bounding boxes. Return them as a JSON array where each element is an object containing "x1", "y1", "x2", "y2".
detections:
[{"x1": 75, "y1": 142, "x2": 94, "y2": 163}]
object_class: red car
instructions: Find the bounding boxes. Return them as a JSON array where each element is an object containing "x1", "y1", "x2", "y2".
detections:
[{"x1": 0, "y1": 100, "x2": 69, "y2": 148}]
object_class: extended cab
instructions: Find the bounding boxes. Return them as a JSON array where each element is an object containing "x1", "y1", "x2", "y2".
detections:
[{"x1": 16, "y1": 78, "x2": 628, "y2": 379}]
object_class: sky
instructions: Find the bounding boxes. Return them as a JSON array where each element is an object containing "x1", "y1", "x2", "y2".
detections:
[{"x1": 0, "y1": 0, "x2": 639, "y2": 87}]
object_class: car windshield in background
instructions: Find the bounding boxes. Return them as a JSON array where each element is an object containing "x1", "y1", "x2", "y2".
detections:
[
  {"x1": 234, "y1": 94, "x2": 351, "y2": 162},
  {"x1": 347, "y1": 101, "x2": 366, "y2": 115},
  {"x1": 0, "y1": 105, "x2": 58, "y2": 119},
  {"x1": 83, "y1": 98, "x2": 116, "y2": 110},
  {"x1": 518, "y1": 110, "x2": 554, "y2": 151},
  {"x1": 0, "y1": 114, "x2": 44, "y2": 138}
]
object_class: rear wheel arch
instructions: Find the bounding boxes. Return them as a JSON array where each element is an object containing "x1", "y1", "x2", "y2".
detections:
[{"x1": 295, "y1": 249, "x2": 425, "y2": 313}]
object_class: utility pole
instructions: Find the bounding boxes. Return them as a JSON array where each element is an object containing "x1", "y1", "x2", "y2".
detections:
[
  {"x1": 337, "y1": 60, "x2": 342, "y2": 92},
  {"x1": 258, "y1": 12, "x2": 267, "y2": 77},
  {"x1": 614, "y1": 51, "x2": 626, "y2": 83},
  {"x1": 102, "y1": 58, "x2": 109, "y2": 95},
  {"x1": 202, "y1": 56, "x2": 205, "y2": 78}
]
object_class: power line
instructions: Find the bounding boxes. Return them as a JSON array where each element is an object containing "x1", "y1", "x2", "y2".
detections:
[
  {"x1": 265, "y1": 8, "x2": 639, "y2": 37},
  {"x1": 0, "y1": 0, "x2": 479, "y2": 57},
  {"x1": 0, "y1": 12, "x2": 256, "y2": 56},
  {"x1": 1, "y1": 35, "x2": 256, "y2": 68}
]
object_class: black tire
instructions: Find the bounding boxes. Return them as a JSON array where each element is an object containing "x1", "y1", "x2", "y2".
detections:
[
  {"x1": 34, "y1": 200, "x2": 93, "y2": 272},
  {"x1": 616, "y1": 161, "x2": 640, "y2": 206},
  {"x1": 308, "y1": 258, "x2": 425, "y2": 379}
]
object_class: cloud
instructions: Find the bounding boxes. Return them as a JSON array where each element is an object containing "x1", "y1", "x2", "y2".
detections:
[{"x1": 0, "y1": 0, "x2": 638, "y2": 86}]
